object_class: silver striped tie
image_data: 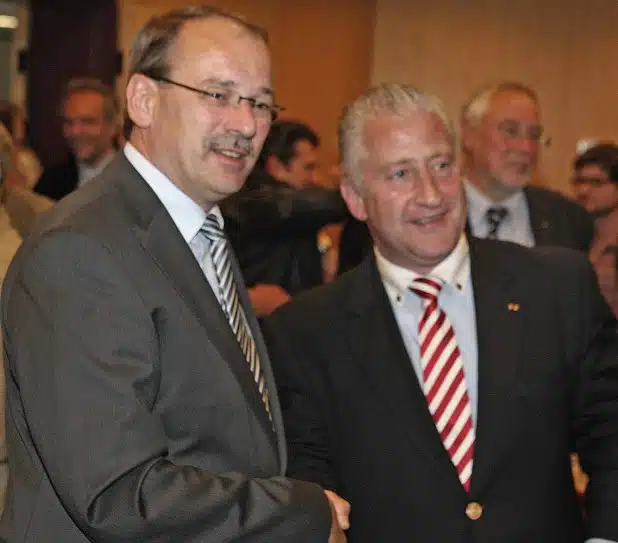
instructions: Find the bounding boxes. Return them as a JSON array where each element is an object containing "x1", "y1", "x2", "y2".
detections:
[{"x1": 201, "y1": 214, "x2": 270, "y2": 417}]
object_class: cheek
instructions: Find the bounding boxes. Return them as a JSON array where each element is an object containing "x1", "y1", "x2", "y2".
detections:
[{"x1": 253, "y1": 124, "x2": 271, "y2": 150}]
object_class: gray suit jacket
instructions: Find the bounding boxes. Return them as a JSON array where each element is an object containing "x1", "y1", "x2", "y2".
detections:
[{"x1": 0, "y1": 154, "x2": 330, "y2": 542}]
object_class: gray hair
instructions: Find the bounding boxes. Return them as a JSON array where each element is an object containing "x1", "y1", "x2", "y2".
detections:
[
  {"x1": 124, "y1": 4, "x2": 268, "y2": 139},
  {"x1": 339, "y1": 83, "x2": 454, "y2": 192},
  {"x1": 60, "y1": 78, "x2": 118, "y2": 123},
  {"x1": 461, "y1": 81, "x2": 538, "y2": 127}
]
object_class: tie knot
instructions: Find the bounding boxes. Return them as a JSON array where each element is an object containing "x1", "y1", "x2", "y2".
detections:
[
  {"x1": 485, "y1": 206, "x2": 508, "y2": 238},
  {"x1": 410, "y1": 277, "x2": 443, "y2": 303},
  {"x1": 201, "y1": 213, "x2": 225, "y2": 242}
]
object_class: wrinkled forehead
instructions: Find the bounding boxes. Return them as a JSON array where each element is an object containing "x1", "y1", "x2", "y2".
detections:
[
  {"x1": 362, "y1": 110, "x2": 453, "y2": 159},
  {"x1": 485, "y1": 91, "x2": 540, "y2": 123},
  {"x1": 169, "y1": 18, "x2": 272, "y2": 92},
  {"x1": 64, "y1": 92, "x2": 106, "y2": 117}
]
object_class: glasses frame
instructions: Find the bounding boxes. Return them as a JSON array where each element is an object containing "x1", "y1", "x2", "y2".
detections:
[{"x1": 147, "y1": 74, "x2": 285, "y2": 122}]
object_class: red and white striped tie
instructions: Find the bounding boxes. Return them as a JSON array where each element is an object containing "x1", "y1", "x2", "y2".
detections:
[{"x1": 410, "y1": 277, "x2": 475, "y2": 491}]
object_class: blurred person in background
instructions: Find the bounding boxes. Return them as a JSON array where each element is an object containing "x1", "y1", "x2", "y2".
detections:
[
  {"x1": 223, "y1": 119, "x2": 348, "y2": 316},
  {"x1": 0, "y1": 101, "x2": 42, "y2": 188},
  {"x1": 0, "y1": 133, "x2": 23, "y2": 516},
  {"x1": 33, "y1": 78, "x2": 118, "y2": 201},
  {"x1": 572, "y1": 142, "x2": 618, "y2": 318},
  {"x1": 461, "y1": 81, "x2": 593, "y2": 250}
]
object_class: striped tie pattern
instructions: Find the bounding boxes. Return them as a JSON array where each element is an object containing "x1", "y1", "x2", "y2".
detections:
[
  {"x1": 201, "y1": 214, "x2": 270, "y2": 417},
  {"x1": 410, "y1": 277, "x2": 474, "y2": 491}
]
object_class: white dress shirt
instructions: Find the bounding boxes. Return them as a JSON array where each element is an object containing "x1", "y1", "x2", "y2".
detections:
[
  {"x1": 376, "y1": 234, "x2": 479, "y2": 425},
  {"x1": 465, "y1": 180, "x2": 535, "y2": 247},
  {"x1": 123, "y1": 143, "x2": 225, "y2": 306}
]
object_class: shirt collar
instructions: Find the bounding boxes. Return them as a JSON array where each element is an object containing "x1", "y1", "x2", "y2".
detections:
[
  {"x1": 375, "y1": 233, "x2": 470, "y2": 301},
  {"x1": 77, "y1": 149, "x2": 115, "y2": 179},
  {"x1": 464, "y1": 179, "x2": 527, "y2": 227},
  {"x1": 123, "y1": 142, "x2": 223, "y2": 243}
]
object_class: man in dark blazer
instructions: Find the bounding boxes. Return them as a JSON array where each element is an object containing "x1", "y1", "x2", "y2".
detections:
[
  {"x1": 32, "y1": 151, "x2": 78, "y2": 200},
  {"x1": 0, "y1": 6, "x2": 347, "y2": 542},
  {"x1": 33, "y1": 78, "x2": 118, "y2": 201},
  {"x1": 263, "y1": 83, "x2": 618, "y2": 542},
  {"x1": 461, "y1": 81, "x2": 593, "y2": 251}
]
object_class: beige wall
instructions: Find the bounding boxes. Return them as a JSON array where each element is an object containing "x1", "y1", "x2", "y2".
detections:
[
  {"x1": 117, "y1": 0, "x2": 376, "y2": 180},
  {"x1": 371, "y1": 0, "x2": 618, "y2": 195}
]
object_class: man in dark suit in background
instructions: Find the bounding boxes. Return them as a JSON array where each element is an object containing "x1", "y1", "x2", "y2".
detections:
[
  {"x1": 337, "y1": 81, "x2": 593, "y2": 274},
  {"x1": 461, "y1": 81, "x2": 593, "y2": 250},
  {"x1": 1, "y1": 5, "x2": 347, "y2": 542},
  {"x1": 263, "y1": 83, "x2": 618, "y2": 542},
  {"x1": 33, "y1": 78, "x2": 118, "y2": 200},
  {"x1": 222, "y1": 120, "x2": 348, "y2": 316}
]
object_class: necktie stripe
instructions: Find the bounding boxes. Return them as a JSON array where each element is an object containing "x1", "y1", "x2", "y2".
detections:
[
  {"x1": 411, "y1": 277, "x2": 474, "y2": 490},
  {"x1": 451, "y1": 425, "x2": 474, "y2": 466},
  {"x1": 428, "y1": 359, "x2": 463, "y2": 418},
  {"x1": 419, "y1": 307, "x2": 444, "y2": 347},
  {"x1": 423, "y1": 340, "x2": 457, "y2": 391},
  {"x1": 437, "y1": 381, "x2": 467, "y2": 434},
  {"x1": 431, "y1": 366, "x2": 465, "y2": 427},
  {"x1": 422, "y1": 322, "x2": 452, "y2": 372},
  {"x1": 201, "y1": 214, "x2": 271, "y2": 419},
  {"x1": 443, "y1": 404, "x2": 471, "y2": 450},
  {"x1": 447, "y1": 414, "x2": 473, "y2": 455}
]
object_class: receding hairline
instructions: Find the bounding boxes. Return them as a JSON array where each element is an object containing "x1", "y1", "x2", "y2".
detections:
[
  {"x1": 338, "y1": 83, "x2": 455, "y2": 192},
  {"x1": 461, "y1": 82, "x2": 539, "y2": 126},
  {"x1": 165, "y1": 16, "x2": 269, "y2": 71}
]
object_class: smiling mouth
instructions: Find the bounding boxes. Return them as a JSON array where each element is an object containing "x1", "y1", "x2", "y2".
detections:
[
  {"x1": 412, "y1": 210, "x2": 448, "y2": 226},
  {"x1": 214, "y1": 148, "x2": 248, "y2": 159}
]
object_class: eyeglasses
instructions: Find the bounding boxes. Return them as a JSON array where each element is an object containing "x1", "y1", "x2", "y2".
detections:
[
  {"x1": 148, "y1": 75, "x2": 285, "y2": 122},
  {"x1": 496, "y1": 120, "x2": 544, "y2": 143},
  {"x1": 570, "y1": 176, "x2": 612, "y2": 188}
]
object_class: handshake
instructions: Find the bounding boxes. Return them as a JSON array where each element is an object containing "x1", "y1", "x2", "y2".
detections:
[{"x1": 326, "y1": 490, "x2": 351, "y2": 543}]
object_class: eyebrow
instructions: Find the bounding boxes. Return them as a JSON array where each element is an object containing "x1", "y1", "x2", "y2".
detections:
[{"x1": 200, "y1": 78, "x2": 274, "y2": 98}]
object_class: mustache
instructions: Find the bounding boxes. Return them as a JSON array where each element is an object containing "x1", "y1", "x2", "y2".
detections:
[
  {"x1": 209, "y1": 134, "x2": 253, "y2": 155},
  {"x1": 68, "y1": 135, "x2": 97, "y2": 145}
]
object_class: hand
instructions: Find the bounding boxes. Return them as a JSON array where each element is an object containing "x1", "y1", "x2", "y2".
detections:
[
  {"x1": 325, "y1": 489, "x2": 350, "y2": 531},
  {"x1": 247, "y1": 284, "x2": 291, "y2": 317},
  {"x1": 322, "y1": 246, "x2": 339, "y2": 283},
  {"x1": 327, "y1": 498, "x2": 348, "y2": 543}
]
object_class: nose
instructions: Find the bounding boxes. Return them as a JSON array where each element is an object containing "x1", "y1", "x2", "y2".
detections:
[
  {"x1": 415, "y1": 170, "x2": 443, "y2": 207},
  {"x1": 572, "y1": 182, "x2": 589, "y2": 203},
  {"x1": 227, "y1": 99, "x2": 258, "y2": 139},
  {"x1": 64, "y1": 120, "x2": 87, "y2": 138},
  {"x1": 507, "y1": 132, "x2": 539, "y2": 155}
]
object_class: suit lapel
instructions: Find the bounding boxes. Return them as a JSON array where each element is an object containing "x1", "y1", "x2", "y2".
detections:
[
  {"x1": 111, "y1": 155, "x2": 278, "y2": 451},
  {"x1": 524, "y1": 187, "x2": 552, "y2": 245},
  {"x1": 469, "y1": 238, "x2": 525, "y2": 492},
  {"x1": 342, "y1": 256, "x2": 464, "y2": 489}
]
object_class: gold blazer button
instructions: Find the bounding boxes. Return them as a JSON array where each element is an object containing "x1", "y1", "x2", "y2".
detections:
[{"x1": 465, "y1": 501, "x2": 483, "y2": 520}]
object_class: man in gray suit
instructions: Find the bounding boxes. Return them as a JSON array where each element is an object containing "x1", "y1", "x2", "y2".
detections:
[{"x1": 0, "y1": 5, "x2": 348, "y2": 542}]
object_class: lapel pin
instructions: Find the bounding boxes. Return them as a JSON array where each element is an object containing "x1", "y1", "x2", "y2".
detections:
[{"x1": 507, "y1": 302, "x2": 520, "y2": 312}]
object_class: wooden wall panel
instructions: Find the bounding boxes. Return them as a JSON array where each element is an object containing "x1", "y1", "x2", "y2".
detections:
[
  {"x1": 371, "y1": 0, "x2": 618, "y2": 195},
  {"x1": 117, "y1": 0, "x2": 376, "y2": 180}
]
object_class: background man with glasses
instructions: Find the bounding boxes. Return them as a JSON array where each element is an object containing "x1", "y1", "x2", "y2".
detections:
[
  {"x1": 572, "y1": 142, "x2": 618, "y2": 318},
  {"x1": 0, "y1": 5, "x2": 348, "y2": 542},
  {"x1": 461, "y1": 81, "x2": 593, "y2": 251}
]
